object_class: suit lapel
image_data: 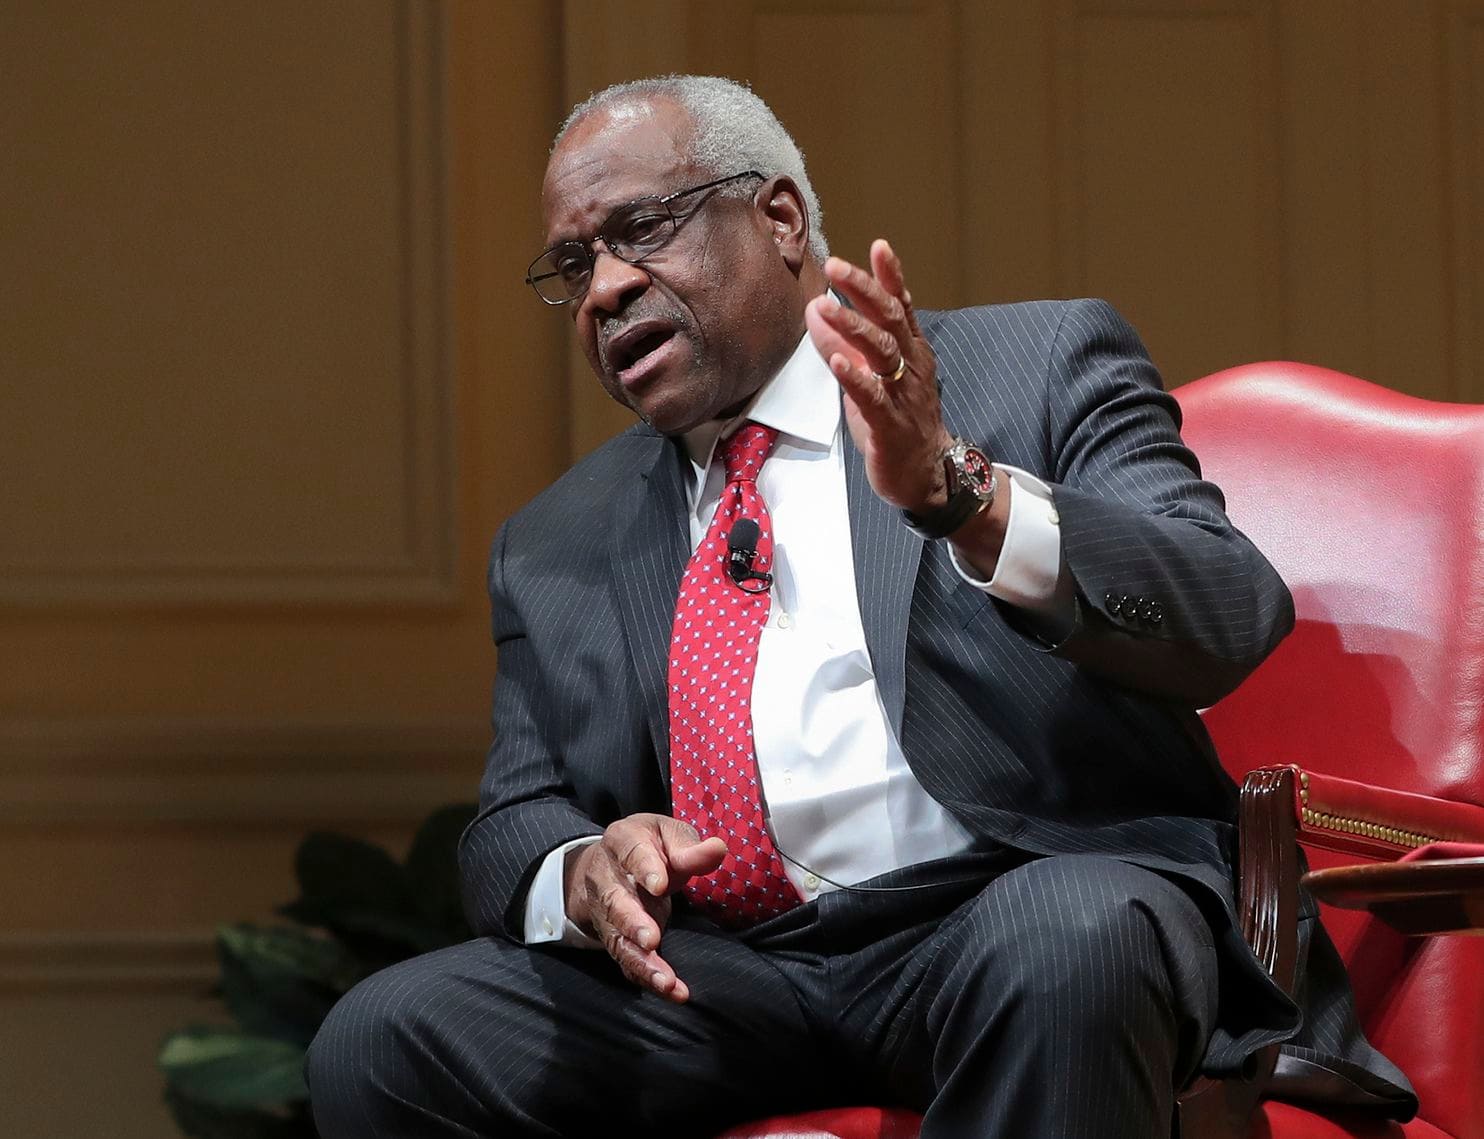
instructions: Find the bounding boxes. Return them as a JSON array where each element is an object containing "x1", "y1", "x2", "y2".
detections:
[
  {"x1": 611, "y1": 432, "x2": 689, "y2": 787},
  {"x1": 844, "y1": 415, "x2": 925, "y2": 742}
]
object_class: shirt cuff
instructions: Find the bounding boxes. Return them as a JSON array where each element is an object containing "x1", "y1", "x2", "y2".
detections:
[
  {"x1": 949, "y1": 464, "x2": 1075, "y2": 635},
  {"x1": 521, "y1": 836, "x2": 604, "y2": 948}
]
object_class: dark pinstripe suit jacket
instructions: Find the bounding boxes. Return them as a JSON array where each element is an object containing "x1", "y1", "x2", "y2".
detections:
[{"x1": 460, "y1": 299, "x2": 1413, "y2": 1109}]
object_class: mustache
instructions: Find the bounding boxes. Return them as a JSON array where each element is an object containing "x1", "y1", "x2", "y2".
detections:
[{"x1": 597, "y1": 303, "x2": 690, "y2": 371}]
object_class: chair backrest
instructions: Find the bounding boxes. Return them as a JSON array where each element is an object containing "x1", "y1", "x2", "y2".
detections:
[{"x1": 1174, "y1": 363, "x2": 1484, "y2": 1138}]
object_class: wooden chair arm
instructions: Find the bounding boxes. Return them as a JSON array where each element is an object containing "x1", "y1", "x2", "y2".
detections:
[
  {"x1": 1175, "y1": 767, "x2": 1301, "y2": 1137},
  {"x1": 1238, "y1": 766, "x2": 1301, "y2": 1000},
  {"x1": 1302, "y1": 856, "x2": 1484, "y2": 935}
]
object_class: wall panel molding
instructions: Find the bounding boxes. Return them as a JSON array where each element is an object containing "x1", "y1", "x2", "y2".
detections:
[
  {"x1": 0, "y1": 718, "x2": 482, "y2": 826},
  {"x1": 0, "y1": 930, "x2": 217, "y2": 994},
  {"x1": 1, "y1": 1, "x2": 455, "y2": 606}
]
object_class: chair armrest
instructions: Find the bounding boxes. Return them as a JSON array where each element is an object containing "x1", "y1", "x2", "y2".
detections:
[
  {"x1": 1238, "y1": 765, "x2": 1484, "y2": 939},
  {"x1": 1196, "y1": 771, "x2": 1484, "y2": 1137},
  {"x1": 1301, "y1": 854, "x2": 1484, "y2": 935},
  {"x1": 1237, "y1": 767, "x2": 1300, "y2": 998},
  {"x1": 1202, "y1": 763, "x2": 1302, "y2": 1129},
  {"x1": 1292, "y1": 768, "x2": 1484, "y2": 859}
]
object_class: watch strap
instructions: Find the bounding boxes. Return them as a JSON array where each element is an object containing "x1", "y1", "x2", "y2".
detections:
[
  {"x1": 900, "y1": 489, "x2": 983, "y2": 541},
  {"x1": 901, "y1": 439, "x2": 997, "y2": 541}
]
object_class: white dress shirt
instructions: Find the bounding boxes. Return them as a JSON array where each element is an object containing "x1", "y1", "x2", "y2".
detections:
[{"x1": 523, "y1": 332, "x2": 1073, "y2": 945}]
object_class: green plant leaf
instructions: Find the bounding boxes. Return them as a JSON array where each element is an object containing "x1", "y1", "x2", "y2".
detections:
[
  {"x1": 404, "y1": 803, "x2": 477, "y2": 937},
  {"x1": 159, "y1": 1027, "x2": 308, "y2": 1110},
  {"x1": 277, "y1": 901, "x2": 448, "y2": 964},
  {"x1": 159, "y1": 1027, "x2": 306, "y2": 1101},
  {"x1": 163, "y1": 1084, "x2": 314, "y2": 1139},
  {"x1": 218, "y1": 924, "x2": 359, "y2": 988},
  {"x1": 216, "y1": 924, "x2": 357, "y2": 1045},
  {"x1": 162, "y1": 806, "x2": 481, "y2": 1137}
]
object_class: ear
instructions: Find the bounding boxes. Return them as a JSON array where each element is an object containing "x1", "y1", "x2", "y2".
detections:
[{"x1": 757, "y1": 175, "x2": 811, "y2": 272}]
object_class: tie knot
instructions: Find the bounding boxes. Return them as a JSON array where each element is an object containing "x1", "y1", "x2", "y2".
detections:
[{"x1": 722, "y1": 423, "x2": 777, "y2": 484}]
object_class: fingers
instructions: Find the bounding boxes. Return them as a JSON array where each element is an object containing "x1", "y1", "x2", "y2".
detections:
[
  {"x1": 805, "y1": 298, "x2": 892, "y2": 410},
  {"x1": 664, "y1": 831, "x2": 728, "y2": 878},
  {"x1": 807, "y1": 239, "x2": 925, "y2": 392},
  {"x1": 615, "y1": 833, "x2": 671, "y2": 898},
  {"x1": 826, "y1": 249, "x2": 905, "y2": 335},
  {"x1": 868, "y1": 238, "x2": 905, "y2": 296},
  {"x1": 569, "y1": 813, "x2": 728, "y2": 1005},
  {"x1": 817, "y1": 293, "x2": 901, "y2": 375},
  {"x1": 805, "y1": 239, "x2": 951, "y2": 513},
  {"x1": 805, "y1": 300, "x2": 895, "y2": 412},
  {"x1": 869, "y1": 238, "x2": 922, "y2": 337},
  {"x1": 612, "y1": 816, "x2": 726, "y2": 895},
  {"x1": 823, "y1": 239, "x2": 914, "y2": 346},
  {"x1": 604, "y1": 925, "x2": 691, "y2": 1003},
  {"x1": 584, "y1": 853, "x2": 665, "y2": 945},
  {"x1": 589, "y1": 881, "x2": 690, "y2": 1002}
]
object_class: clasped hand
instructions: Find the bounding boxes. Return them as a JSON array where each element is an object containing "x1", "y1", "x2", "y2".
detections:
[{"x1": 564, "y1": 813, "x2": 727, "y2": 1003}]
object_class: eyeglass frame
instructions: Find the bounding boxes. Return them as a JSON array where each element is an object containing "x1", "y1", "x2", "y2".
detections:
[{"x1": 524, "y1": 170, "x2": 767, "y2": 305}]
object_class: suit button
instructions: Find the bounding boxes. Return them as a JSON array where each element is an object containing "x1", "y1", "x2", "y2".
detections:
[
  {"x1": 1105, "y1": 591, "x2": 1121, "y2": 616},
  {"x1": 1119, "y1": 595, "x2": 1132, "y2": 618},
  {"x1": 1150, "y1": 602, "x2": 1164, "y2": 624},
  {"x1": 1139, "y1": 600, "x2": 1155, "y2": 621}
]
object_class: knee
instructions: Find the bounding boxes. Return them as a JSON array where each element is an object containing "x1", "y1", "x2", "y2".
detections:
[
  {"x1": 965, "y1": 856, "x2": 1209, "y2": 1023},
  {"x1": 306, "y1": 960, "x2": 432, "y2": 1133}
]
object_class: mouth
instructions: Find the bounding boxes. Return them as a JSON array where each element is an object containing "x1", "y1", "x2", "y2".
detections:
[{"x1": 605, "y1": 320, "x2": 680, "y2": 387}]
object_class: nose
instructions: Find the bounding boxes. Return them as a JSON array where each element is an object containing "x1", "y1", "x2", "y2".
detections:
[{"x1": 581, "y1": 246, "x2": 649, "y2": 317}]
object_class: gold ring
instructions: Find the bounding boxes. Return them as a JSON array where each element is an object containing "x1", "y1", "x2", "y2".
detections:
[{"x1": 873, "y1": 356, "x2": 907, "y2": 383}]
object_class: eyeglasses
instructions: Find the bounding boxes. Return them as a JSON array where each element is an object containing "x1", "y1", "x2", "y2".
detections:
[{"x1": 525, "y1": 171, "x2": 765, "y2": 305}]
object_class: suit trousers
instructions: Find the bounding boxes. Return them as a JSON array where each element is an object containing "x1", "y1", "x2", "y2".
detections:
[{"x1": 307, "y1": 853, "x2": 1221, "y2": 1138}]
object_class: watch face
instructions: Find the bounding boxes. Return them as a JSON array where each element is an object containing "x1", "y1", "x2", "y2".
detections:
[{"x1": 958, "y1": 446, "x2": 995, "y2": 496}]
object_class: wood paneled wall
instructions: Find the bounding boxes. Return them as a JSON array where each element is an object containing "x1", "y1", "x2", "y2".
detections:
[
  {"x1": 563, "y1": 0, "x2": 1484, "y2": 455},
  {"x1": 0, "y1": 2, "x2": 563, "y2": 1134},
  {"x1": 0, "y1": 1, "x2": 1478, "y2": 1134}
]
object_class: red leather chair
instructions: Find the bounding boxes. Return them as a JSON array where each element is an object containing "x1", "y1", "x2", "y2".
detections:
[
  {"x1": 1180, "y1": 362, "x2": 1484, "y2": 1138},
  {"x1": 719, "y1": 363, "x2": 1484, "y2": 1139}
]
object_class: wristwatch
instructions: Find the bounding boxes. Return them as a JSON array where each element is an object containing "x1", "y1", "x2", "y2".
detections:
[{"x1": 900, "y1": 438, "x2": 998, "y2": 541}]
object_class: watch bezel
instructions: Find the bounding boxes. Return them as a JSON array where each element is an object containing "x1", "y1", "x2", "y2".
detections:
[{"x1": 946, "y1": 440, "x2": 997, "y2": 502}]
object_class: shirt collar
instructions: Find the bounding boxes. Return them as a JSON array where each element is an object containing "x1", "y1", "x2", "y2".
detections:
[{"x1": 680, "y1": 329, "x2": 840, "y2": 493}]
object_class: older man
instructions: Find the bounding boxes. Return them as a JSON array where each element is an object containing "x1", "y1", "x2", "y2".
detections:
[{"x1": 308, "y1": 76, "x2": 1412, "y2": 1138}]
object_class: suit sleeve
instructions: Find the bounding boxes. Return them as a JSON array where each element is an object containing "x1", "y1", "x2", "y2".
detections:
[
  {"x1": 457, "y1": 520, "x2": 604, "y2": 939},
  {"x1": 1004, "y1": 298, "x2": 1293, "y2": 706}
]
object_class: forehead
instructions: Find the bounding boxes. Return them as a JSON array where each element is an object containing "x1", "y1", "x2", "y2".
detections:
[{"x1": 541, "y1": 99, "x2": 695, "y2": 240}]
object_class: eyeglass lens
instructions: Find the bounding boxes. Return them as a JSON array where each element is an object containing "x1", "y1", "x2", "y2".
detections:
[
  {"x1": 525, "y1": 172, "x2": 763, "y2": 304},
  {"x1": 526, "y1": 198, "x2": 679, "y2": 303}
]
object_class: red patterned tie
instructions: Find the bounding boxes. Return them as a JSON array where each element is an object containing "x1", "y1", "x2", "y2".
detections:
[{"x1": 667, "y1": 422, "x2": 802, "y2": 928}]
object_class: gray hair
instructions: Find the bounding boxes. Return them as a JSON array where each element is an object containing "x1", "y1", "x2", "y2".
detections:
[{"x1": 555, "y1": 75, "x2": 829, "y2": 263}]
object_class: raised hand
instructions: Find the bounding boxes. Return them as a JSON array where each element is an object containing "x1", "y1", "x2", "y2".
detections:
[
  {"x1": 564, "y1": 813, "x2": 727, "y2": 1003},
  {"x1": 804, "y1": 239, "x2": 955, "y2": 516}
]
